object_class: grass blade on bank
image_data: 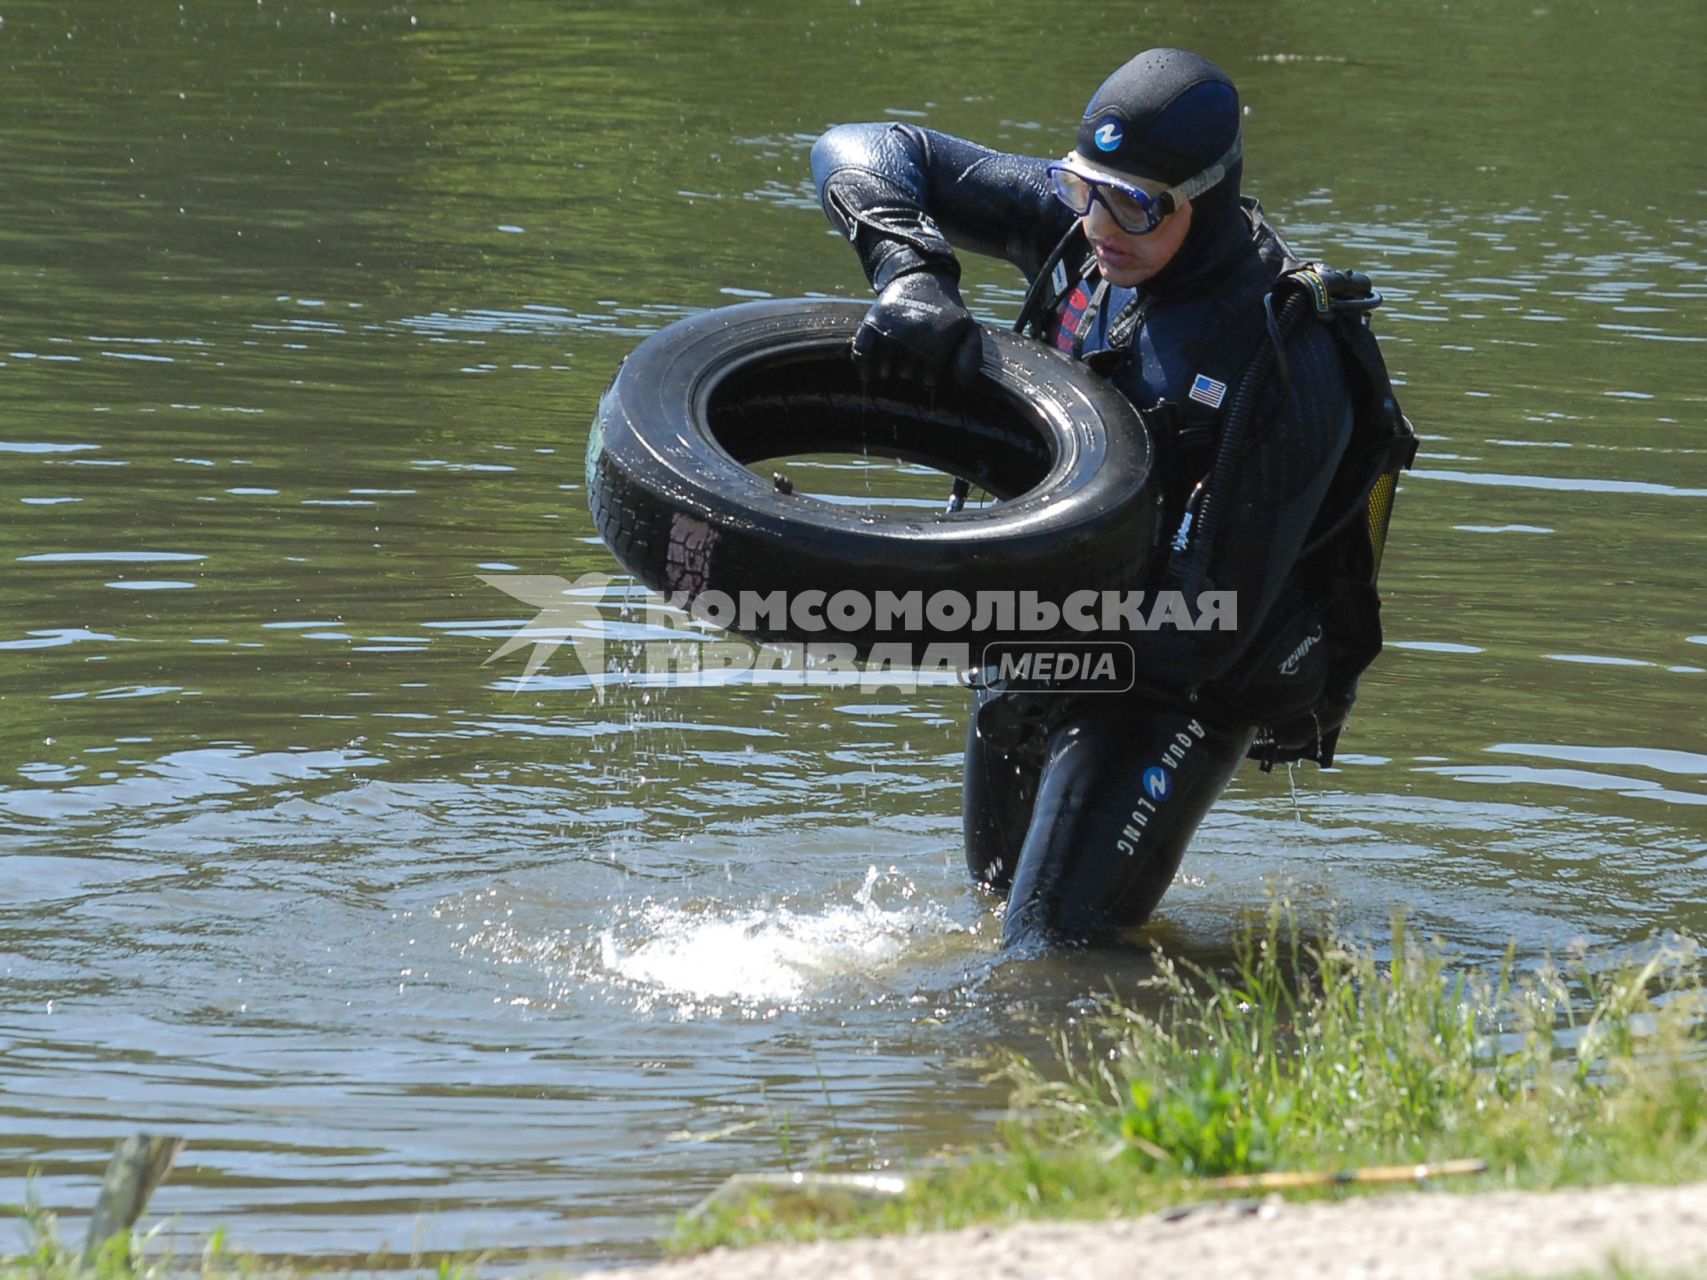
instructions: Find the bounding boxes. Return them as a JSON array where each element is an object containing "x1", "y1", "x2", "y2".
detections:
[{"x1": 674, "y1": 907, "x2": 1707, "y2": 1252}]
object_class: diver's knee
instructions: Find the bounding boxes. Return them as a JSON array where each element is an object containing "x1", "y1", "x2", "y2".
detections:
[{"x1": 961, "y1": 692, "x2": 1042, "y2": 889}]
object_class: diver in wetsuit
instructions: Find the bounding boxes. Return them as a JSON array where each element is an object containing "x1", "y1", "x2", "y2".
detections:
[{"x1": 812, "y1": 49, "x2": 1370, "y2": 947}]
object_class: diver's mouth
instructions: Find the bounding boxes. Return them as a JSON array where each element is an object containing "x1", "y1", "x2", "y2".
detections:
[{"x1": 1091, "y1": 240, "x2": 1143, "y2": 271}]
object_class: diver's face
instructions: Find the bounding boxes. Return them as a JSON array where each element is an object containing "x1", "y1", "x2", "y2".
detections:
[{"x1": 1081, "y1": 183, "x2": 1194, "y2": 288}]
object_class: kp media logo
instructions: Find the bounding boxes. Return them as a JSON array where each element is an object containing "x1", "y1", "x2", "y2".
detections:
[
  {"x1": 980, "y1": 640, "x2": 1135, "y2": 693},
  {"x1": 481, "y1": 572, "x2": 612, "y2": 698},
  {"x1": 477, "y1": 579, "x2": 1227, "y2": 696}
]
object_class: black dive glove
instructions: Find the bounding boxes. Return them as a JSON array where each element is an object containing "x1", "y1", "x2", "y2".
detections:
[{"x1": 851, "y1": 268, "x2": 984, "y2": 388}]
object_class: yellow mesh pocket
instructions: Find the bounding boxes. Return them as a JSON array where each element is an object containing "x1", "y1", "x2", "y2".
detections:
[{"x1": 1366, "y1": 470, "x2": 1398, "y2": 574}]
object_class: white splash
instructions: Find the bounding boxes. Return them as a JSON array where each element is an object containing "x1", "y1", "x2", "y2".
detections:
[{"x1": 598, "y1": 866, "x2": 959, "y2": 1005}]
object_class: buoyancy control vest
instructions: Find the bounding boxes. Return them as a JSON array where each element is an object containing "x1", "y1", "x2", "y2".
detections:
[{"x1": 1012, "y1": 214, "x2": 1418, "y2": 769}]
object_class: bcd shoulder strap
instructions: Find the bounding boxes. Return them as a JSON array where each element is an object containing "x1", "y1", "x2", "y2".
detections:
[
  {"x1": 1013, "y1": 223, "x2": 1092, "y2": 340},
  {"x1": 1287, "y1": 264, "x2": 1419, "y2": 571}
]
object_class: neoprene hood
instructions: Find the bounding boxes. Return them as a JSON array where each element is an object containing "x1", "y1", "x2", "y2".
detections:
[
  {"x1": 1075, "y1": 48, "x2": 1241, "y2": 187},
  {"x1": 1073, "y1": 48, "x2": 1250, "y2": 295}
]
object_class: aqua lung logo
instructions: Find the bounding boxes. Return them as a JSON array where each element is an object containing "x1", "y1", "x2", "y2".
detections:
[
  {"x1": 1279, "y1": 625, "x2": 1324, "y2": 677},
  {"x1": 1094, "y1": 120, "x2": 1124, "y2": 152},
  {"x1": 1116, "y1": 720, "x2": 1207, "y2": 857},
  {"x1": 983, "y1": 641, "x2": 1134, "y2": 693}
]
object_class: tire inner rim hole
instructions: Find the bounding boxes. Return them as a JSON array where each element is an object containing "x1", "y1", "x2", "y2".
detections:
[
  {"x1": 756, "y1": 451, "x2": 992, "y2": 512},
  {"x1": 704, "y1": 349, "x2": 1057, "y2": 503}
]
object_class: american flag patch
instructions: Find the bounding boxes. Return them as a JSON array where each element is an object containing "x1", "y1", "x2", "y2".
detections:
[{"x1": 1188, "y1": 373, "x2": 1228, "y2": 409}]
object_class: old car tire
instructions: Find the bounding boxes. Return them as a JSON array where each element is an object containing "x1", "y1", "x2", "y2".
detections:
[{"x1": 586, "y1": 298, "x2": 1160, "y2": 652}]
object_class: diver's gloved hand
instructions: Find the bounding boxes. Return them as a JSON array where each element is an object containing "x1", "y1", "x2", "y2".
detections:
[{"x1": 851, "y1": 269, "x2": 983, "y2": 388}]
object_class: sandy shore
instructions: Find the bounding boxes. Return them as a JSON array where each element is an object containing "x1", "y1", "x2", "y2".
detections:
[{"x1": 615, "y1": 1181, "x2": 1707, "y2": 1279}]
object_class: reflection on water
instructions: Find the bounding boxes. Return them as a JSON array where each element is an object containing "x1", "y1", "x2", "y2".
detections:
[{"x1": 2, "y1": 0, "x2": 1704, "y2": 1269}]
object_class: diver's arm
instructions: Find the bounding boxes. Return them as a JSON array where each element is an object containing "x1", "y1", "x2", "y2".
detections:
[
  {"x1": 1136, "y1": 321, "x2": 1355, "y2": 686},
  {"x1": 811, "y1": 122, "x2": 1073, "y2": 288}
]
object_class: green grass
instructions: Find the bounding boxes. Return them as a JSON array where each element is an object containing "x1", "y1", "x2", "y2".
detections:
[
  {"x1": 0, "y1": 1203, "x2": 484, "y2": 1280},
  {"x1": 674, "y1": 906, "x2": 1707, "y2": 1253},
  {"x1": 4, "y1": 1208, "x2": 245, "y2": 1280}
]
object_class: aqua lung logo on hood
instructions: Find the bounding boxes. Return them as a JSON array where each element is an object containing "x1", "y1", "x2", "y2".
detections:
[
  {"x1": 1093, "y1": 120, "x2": 1124, "y2": 152},
  {"x1": 1142, "y1": 765, "x2": 1171, "y2": 802}
]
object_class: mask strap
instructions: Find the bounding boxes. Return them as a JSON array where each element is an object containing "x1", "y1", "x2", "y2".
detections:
[{"x1": 1154, "y1": 129, "x2": 1243, "y2": 216}]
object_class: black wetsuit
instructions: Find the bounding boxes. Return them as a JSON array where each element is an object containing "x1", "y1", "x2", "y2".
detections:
[{"x1": 812, "y1": 122, "x2": 1356, "y2": 946}]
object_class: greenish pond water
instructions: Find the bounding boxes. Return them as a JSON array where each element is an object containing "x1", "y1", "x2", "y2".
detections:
[{"x1": 2, "y1": 0, "x2": 1704, "y2": 1268}]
